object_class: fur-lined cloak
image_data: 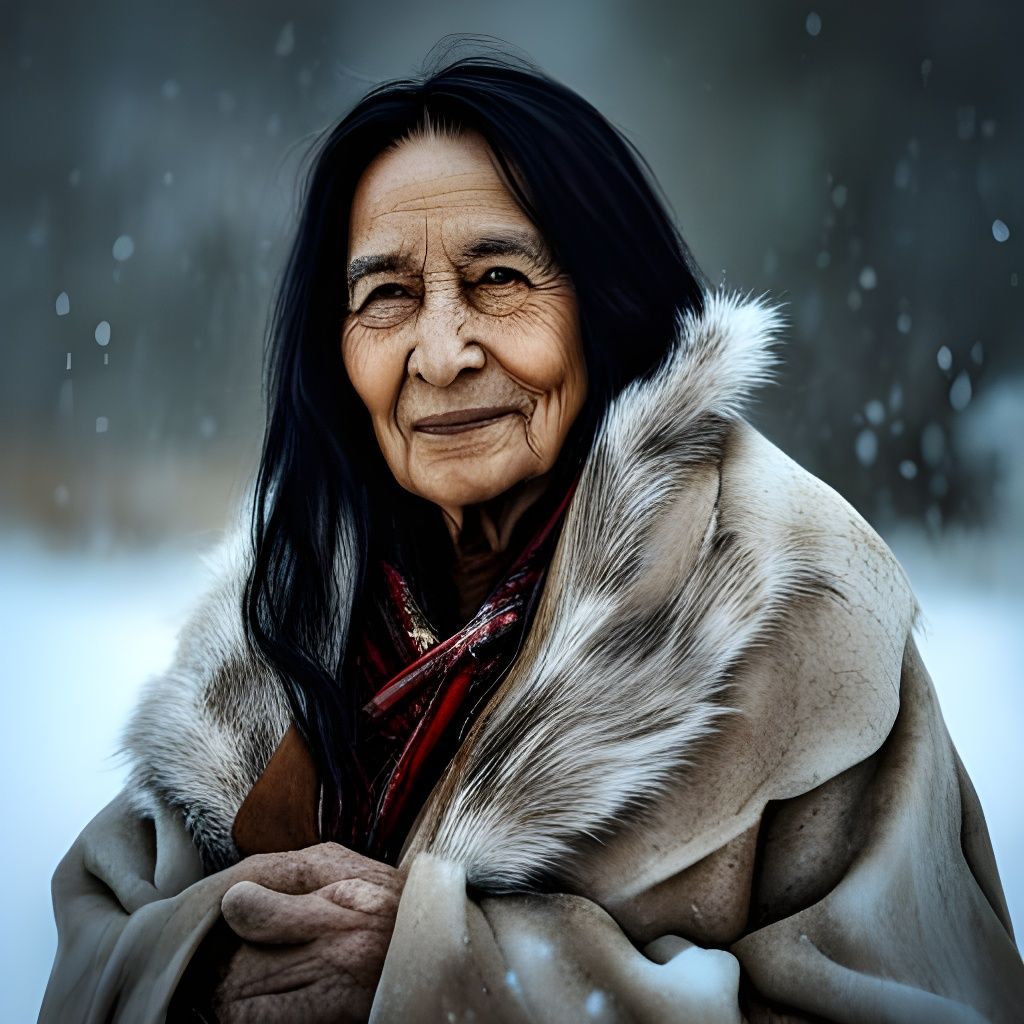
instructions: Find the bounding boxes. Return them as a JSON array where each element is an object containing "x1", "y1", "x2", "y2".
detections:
[{"x1": 41, "y1": 290, "x2": 1023, "y2": 1022}]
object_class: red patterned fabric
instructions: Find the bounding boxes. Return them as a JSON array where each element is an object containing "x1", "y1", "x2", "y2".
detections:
[{"x1": 332, "y1": 484, "x2": 576, "y2": 862}]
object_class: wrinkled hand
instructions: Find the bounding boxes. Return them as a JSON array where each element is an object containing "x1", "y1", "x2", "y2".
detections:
[{"x1": 211, "y1": 843, "x2": 406, "y2": 1024}]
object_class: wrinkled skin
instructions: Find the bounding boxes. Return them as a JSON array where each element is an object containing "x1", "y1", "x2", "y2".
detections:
[
  {"x1": 341, "y1": 127, "x2": 587, "y2": 550},
  {"x1": 211, "y1": 844, "x2": 406, "y2": 1023}
]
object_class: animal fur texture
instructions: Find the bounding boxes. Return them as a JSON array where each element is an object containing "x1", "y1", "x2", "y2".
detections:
[{"x1": 120, "y1": 287, "x2": 837, "y2": 883}]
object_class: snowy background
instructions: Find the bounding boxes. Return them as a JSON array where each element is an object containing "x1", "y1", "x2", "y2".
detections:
[{"x1": 2, "y1": 2, "x2": 1021, "y2": 1020}]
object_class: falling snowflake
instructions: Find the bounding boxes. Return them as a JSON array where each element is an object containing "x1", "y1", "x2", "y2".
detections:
[
  {"x1": 112, "y1": 235, "x2": 134, "y2": 261},
  {"x1": 855, "y1": 429, "x2": 878, "y2": 467},
  {"x1": 275, "y1": 21, "x2": 295, "y2": 57},
  {"x1": 893, "y1": 159, "x2": 912, "y2": 190},
  {"x1": 949, "y1": 371, "x2": 972, "y2": 411}
]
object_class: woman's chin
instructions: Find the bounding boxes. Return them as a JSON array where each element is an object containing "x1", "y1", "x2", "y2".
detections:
[
  {"x1": 420, "y1": 481, "x2": 520, "y2": 513},
  {"x1": 410, "y1": 461, "x2": 541, "y2": 514}
]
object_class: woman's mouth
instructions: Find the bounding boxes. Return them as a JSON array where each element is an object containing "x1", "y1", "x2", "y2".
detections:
[{"x1": 413, "y1": 406, "x2": 521, "y2": 435}]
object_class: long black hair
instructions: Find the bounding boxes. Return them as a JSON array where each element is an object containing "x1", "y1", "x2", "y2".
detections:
[{"x1": 243, "y1": 44, "x2": 708, "y2": 831}]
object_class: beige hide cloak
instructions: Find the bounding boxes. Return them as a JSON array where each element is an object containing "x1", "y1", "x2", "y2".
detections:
[{"x1": 40, "y1": 290, "x2": 1024, "y2": 1023}]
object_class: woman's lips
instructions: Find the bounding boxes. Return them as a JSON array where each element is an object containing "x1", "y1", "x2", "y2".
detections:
[{"x1": 413, "y1": 405, "x2": 521, "y2": 435}]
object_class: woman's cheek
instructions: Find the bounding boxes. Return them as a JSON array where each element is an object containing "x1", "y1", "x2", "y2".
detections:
[
  {"x1": 342, "y1": 326, "x2": 404, "y2": 416},
  {"x1": 492, "y1": 302, "x2": 581, "y2": 391}
]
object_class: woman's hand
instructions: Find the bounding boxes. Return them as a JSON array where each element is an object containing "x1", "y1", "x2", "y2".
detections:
[{"x1": 210, "y1": 843, "x2": 406, "y2": 1024}]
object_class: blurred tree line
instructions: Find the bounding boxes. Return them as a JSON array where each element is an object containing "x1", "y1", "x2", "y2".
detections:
[{"x1": 2, "y1": 0, "x2": 1020, "y2": 546}]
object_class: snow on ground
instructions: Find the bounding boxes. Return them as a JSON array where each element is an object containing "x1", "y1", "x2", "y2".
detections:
[
  {"x1": 1, "y1": 527, "x2": 1021, "y2": 1020},
  {"x1": 0, "y1": 534, "x2": 211, "y2": 1022}
]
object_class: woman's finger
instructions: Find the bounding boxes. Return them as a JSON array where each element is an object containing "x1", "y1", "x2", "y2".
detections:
[
  {"x1": 215, "y1": 948, "x2": 371, "y2": 1024},
  {"x1": 213, "y1": 944, "x2": 335, "y2": 1023},
  {"x1": 221, "y1": 880, "x2": 359, "y2": 944},
  {"x1": 228, "y1": 842, "x2": 399, "y2": 897}
]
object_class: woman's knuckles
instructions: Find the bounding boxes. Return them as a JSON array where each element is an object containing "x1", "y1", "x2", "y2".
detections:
[
  {"x1": 322, "y1": 877, "x2": 400, "y2": 917},
  {"x1": 228, "y1": 844, "x2": 384, "y2": 894}
]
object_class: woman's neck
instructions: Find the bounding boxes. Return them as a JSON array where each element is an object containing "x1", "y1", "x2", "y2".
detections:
[
  {"x1": 440, "y1": 474, "x2": 552, "y2": 622},
  {"x1": 440, "y1": 474, "x2": 551, "y2": 553}
]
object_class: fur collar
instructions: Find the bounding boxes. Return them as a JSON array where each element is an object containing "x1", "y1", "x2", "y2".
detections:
[{"x1": 121, "y1": 288, "x2": 831, "y2": 883}]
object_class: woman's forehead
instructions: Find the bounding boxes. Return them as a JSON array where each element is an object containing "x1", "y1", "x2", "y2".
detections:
[
  {"x1": 351, "y1": 135, "x2": 524, "y2": 223},
  {"x1": 347, "y1": 134, "x2": 539, "y2": 262},
  {"x1": 356, "y1": 130, "x2": 494, "y2": 195}
]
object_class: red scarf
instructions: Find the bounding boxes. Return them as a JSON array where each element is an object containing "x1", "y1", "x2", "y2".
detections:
[{"x1": 330, "y1": 483, "x2": 576, "y2": 862}]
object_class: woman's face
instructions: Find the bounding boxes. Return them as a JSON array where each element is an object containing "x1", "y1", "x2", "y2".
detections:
[{"x1": 341, "y1": 130, "x2": 587, "y2": 527}]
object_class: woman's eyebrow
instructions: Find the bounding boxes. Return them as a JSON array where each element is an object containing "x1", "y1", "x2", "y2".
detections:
[
  {"x1": 347, "y1": 231, "x2": 552, "y2": 290},
  {"x1": 459, "y1": 231, "x2": 550, "y2": 265},
  {"x1": 347, "y1": 253, "x2": 419, "y2": 289}
]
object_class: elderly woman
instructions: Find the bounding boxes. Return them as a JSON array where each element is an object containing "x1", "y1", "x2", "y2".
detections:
[{"x1": 42, "y1": 54, "x2": 1022, "y2": 1023}]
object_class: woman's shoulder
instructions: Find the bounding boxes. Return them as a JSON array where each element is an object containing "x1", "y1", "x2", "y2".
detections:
[
  {"x1": 119, "y1": 522, "x2": 291, "y2": 871},
  {"x1": 708, "y1": 420, "x2": 921, "y2": 778},
  {"x1": 718, "y1": 419, "x2": 920, "y2": 648},
  {"x1": 570, "y1": 425, "x2": 925, "y2": 900}
]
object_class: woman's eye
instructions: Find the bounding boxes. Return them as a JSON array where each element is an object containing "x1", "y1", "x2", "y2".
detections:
[
  {"x1": 352, "y1": 283, "x2": 418, "y2": 327},
  {"x1": 479, "y1": 267, "x2": 525, "y2": 286},
  {"x1": 366, "y1": 284, "x2": 409, "y2": 302}
]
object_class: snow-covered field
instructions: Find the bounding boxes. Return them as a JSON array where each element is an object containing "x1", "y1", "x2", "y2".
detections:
[
  {"x1": 1, "y1": 535, "x2": 212, "y2": 1023},
  {"x1": 2, "y1": 528, "x2": 1021, "y2": 1020}
]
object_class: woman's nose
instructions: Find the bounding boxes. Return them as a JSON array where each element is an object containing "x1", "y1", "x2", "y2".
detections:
[{"x1": 407, "y1": 296, "x2": 485, "y2": 387}]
